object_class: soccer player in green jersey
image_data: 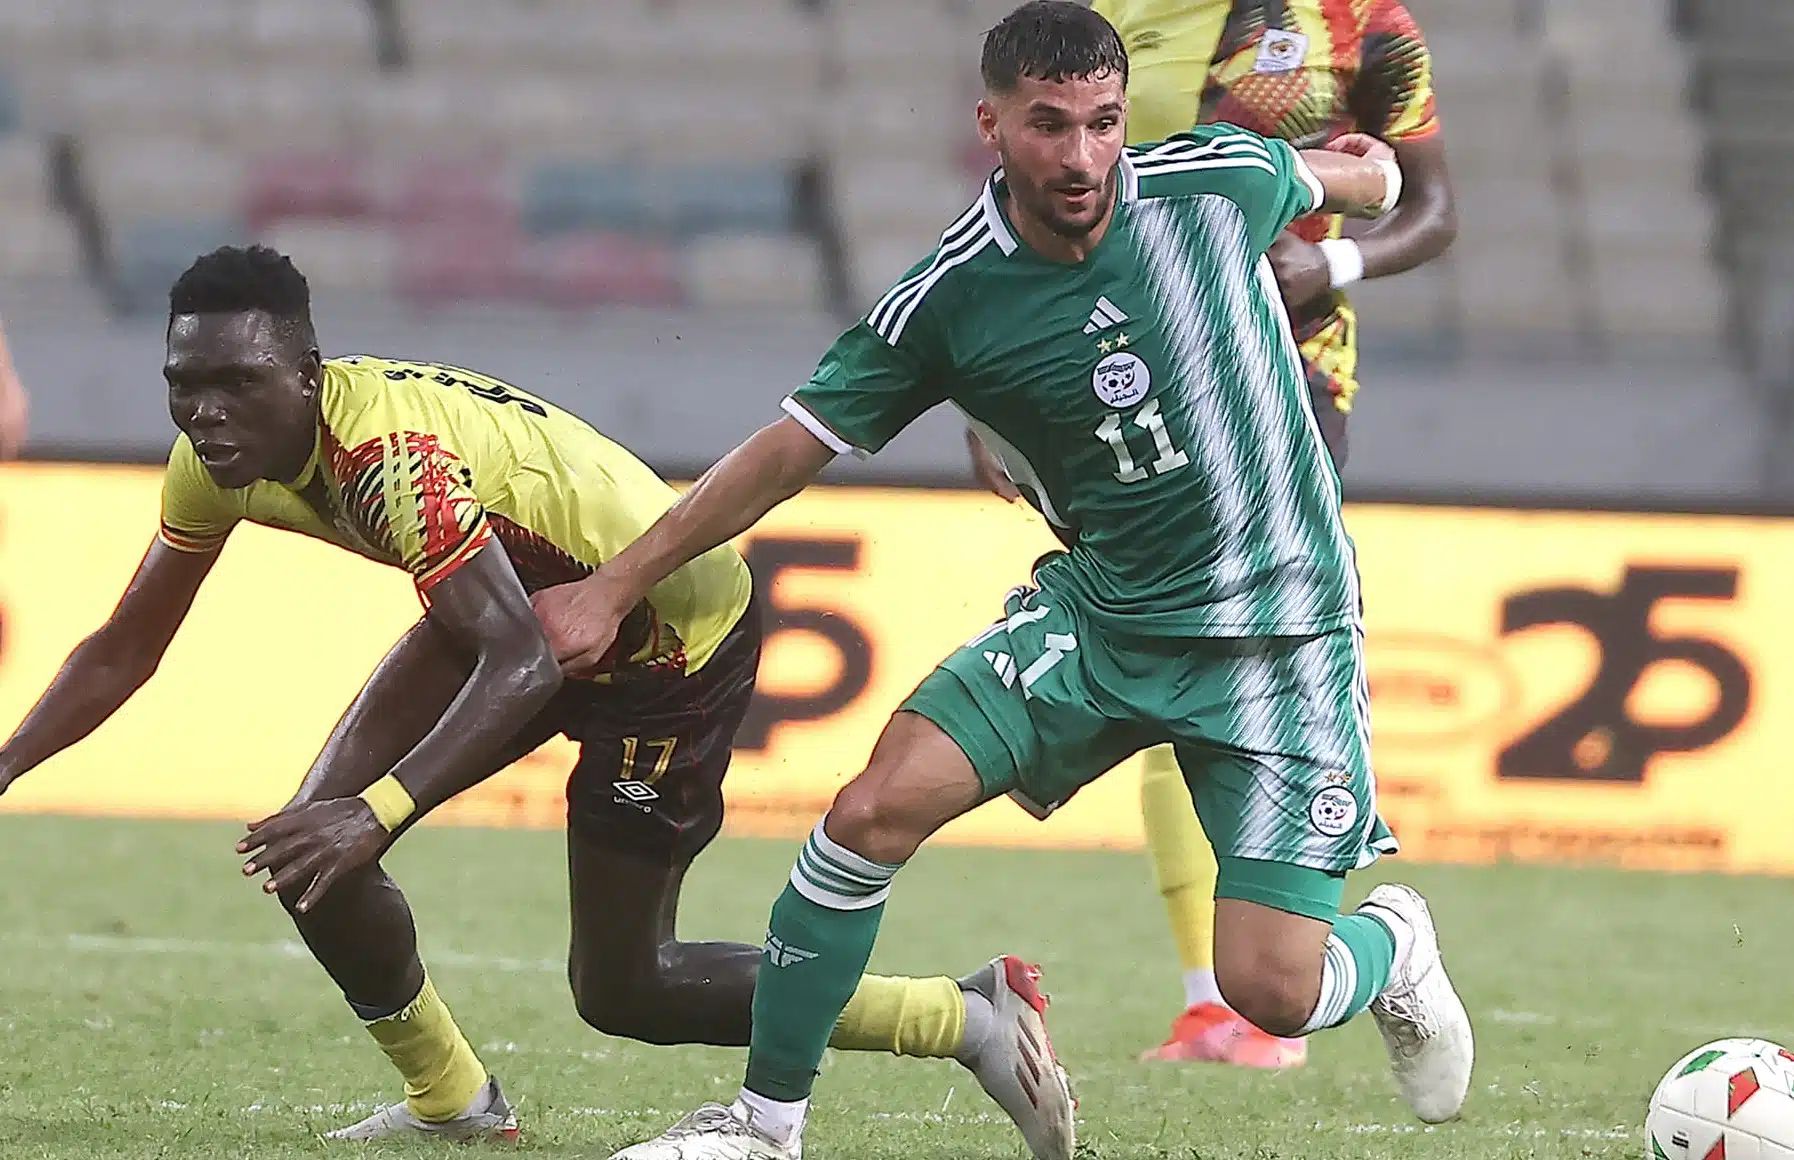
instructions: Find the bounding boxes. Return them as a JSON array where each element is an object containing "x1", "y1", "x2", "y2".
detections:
[{"x1": 534, "y1": 4, "x2": 1473, "y2": 1156}]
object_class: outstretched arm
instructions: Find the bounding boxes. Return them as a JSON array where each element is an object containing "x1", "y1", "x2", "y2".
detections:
[
  {"x1": 533, "y1": 415, "x2": 837, "y2": 676},
  {"x1": 0, "y1": 539, "x2": 217, "y2": 793}
]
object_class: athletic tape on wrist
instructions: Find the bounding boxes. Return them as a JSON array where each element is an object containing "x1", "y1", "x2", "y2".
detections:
[
  {"x1": 1373, "y1": 158, "x2": 1403, "y2": 216},
  {"x1": 360, "y1": 774, "x2": 416, "y2": 832},
  {"x1": 1318, "y1": 238, "x2": 1365, "y2": 289}
]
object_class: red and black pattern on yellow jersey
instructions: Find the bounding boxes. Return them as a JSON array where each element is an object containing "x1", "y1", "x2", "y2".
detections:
[
  {"x1": 1099, "y1": 0, "x2": 1440, "y2": 414},
  {"x1": 157, "y1": 354, "x2": 753, "y2": 676}
]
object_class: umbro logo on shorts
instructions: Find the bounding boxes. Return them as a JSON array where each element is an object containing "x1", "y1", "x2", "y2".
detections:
[{"x1": 612, "y1": 780, "x2": 660, "y2": 804}]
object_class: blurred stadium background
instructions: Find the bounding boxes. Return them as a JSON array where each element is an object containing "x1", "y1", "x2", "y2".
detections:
[
  {"x1": 0, "y1": 3, "x2": 1791, "y2": 1156},
  {"x1": 0, "y1": 0, "x2": 1787, "y2": 493}
]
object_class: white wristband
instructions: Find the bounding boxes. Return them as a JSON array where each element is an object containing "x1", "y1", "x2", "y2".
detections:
[
  {"x1": 1317, "y1": 238, "x2": 1365, "y2": 289},
  {"x1": 1372, "y1": 157, "x2": 1403, "y2": 216}
]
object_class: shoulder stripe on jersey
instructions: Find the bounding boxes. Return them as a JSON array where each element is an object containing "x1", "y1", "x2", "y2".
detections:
[
  {"x1": 867, "y1": 200, "x2": 984, "y2": 333},
  {"x1": 1132, "y1": 140, "x2": 1274, "y2": 176},
  {"x1": 870, "y1": 221, "x2": 990, "y2": 342},
  {"x1": 869, "y1": 213, "x2": 988, "y2": 338},
  {"x1": 1132, "y1": 133, "x2": 1273, "y2": 167},
  {"x1": 878, "y1": 229, "x2": 994, "y2": 346},
  {"x1": 1132, "y1": 156, "x2": 1278, "y2": 184}
]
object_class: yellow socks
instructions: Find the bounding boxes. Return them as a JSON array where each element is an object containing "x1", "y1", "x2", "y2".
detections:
[
  {"x1": 362, "y1": 972, "x2": 488, "y2": 1123},
  {"x1": 829, "y1": 974, "x2": 966, "y2": 1058},
  {"x1": 1139, "y1": 744, "x2": 1220, "y2": 989}
]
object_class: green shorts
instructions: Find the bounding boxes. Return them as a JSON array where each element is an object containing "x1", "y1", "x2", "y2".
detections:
[{"x1": 902, "y1": 579, "x2": 1397, "y2": 921}]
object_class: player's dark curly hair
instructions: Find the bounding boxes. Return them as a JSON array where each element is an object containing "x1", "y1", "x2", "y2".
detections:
[
  {"x1": 981, "y1": 1, "x2": 1127, "y2": 94},
  {"x1": 168, "y1": 244, "x2": 316, "y2": 353}
]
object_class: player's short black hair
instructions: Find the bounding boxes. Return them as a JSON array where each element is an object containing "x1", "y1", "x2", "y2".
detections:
[
  {"x1": 168, "y1": 244, "x2": 316, "y2": 354},
  {"x1": 981, "y1": 1, "x2": 1127, "y2": 94}
]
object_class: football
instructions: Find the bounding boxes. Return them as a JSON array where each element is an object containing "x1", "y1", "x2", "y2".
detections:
[{"x1": 1647, "y1": 1039, "x2": 1794, "y2": 1159}]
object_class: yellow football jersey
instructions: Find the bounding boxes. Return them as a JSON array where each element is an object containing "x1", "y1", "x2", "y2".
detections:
[
  {"x1": 159, "y1": 354, "x2": 752, "y2": 676},
  {"x1": 1093, "y1": 0, "x2": 1442, "y2": 414}
]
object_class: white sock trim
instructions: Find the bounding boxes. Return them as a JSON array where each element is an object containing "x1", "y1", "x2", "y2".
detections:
[
  {"x1": 1297, "y1": 934, "x2": 1358, "y2": 1035},
  {"x1": 1182, "y1": 968, "x2": 1227, "y2": 1010},
  {"x1": 734, "y1": 1089, "x2": 807, "y2": 1148}
]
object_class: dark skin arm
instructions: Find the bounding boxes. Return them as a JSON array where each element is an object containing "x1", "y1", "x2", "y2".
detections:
[
  {"x1": 239, "y1": 540, "x2": 563, "y2": 912},
  {"x1": 0, "y1": 539, "x2": 218, "y2": 792},
  {"x1": 1271, "y1": 133, "x2": 1458, "y2": 312},
  {"x1": 533, "y1": 415, "x2": 835, "y2": 676}
]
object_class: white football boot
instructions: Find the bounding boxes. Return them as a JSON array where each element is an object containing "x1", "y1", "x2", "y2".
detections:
[
  {"x1": 1359, "y1": 884, "x2": 1474, "y2": 1123},
  {"x1": 323, "y1": 1075, "x2": 519, "y2": 1142},
  {"x1": 955, "y1": 955, "x2": 1077, "y2": 1160},
  {"x1": 608, "y1": 1102, "x2": 798, "y2": 1160}
]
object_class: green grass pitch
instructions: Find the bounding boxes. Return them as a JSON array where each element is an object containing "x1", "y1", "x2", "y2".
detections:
[{"x1": 0, "y1": 815, "x2": 1787, "y2": 1159}]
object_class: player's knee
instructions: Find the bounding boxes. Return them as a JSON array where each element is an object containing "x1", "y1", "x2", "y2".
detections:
[
  {"x1": 570, "y1": 971, "x2": 683, "y2": 1045},
  {"x1": 824, "y1": 779, "x2": 922, "y2": 866},
  {"x1": 1216, "y1": 952, "x2": 1318, "y2": 1038}
]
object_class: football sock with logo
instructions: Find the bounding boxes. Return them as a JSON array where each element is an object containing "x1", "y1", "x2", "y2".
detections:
[
  {"x1": 743, "y1": 819, "x2": 901, "y2": 1105},
  {"x1": 1138, "y1": 745, "x2": 1224, "y2": 1007},
  {"x1": 1297, "y1": 911, "x2": 1396, "y2": 1035},
  {"x1": 356, "y1": 971, "x2": 489, "y2": 1122},
  {"x1": 831, "y1": 974, "x2": 967, "y2": 1058}
]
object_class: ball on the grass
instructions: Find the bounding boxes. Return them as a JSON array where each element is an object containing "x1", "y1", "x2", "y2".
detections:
[{"x1": 1647, "y1": 1038, "x2": 1794, "y2": 1160}]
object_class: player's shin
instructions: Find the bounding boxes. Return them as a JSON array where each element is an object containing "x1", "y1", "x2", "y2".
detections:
[
  {"x1": 355, "y1": 971, "x2": 489, "y2": 1122},
  {"x1": 830, "y1": 974, "x2": 968, "y2": 1059},
  {"x1": 1295, "y1": 912, "x2": 1396, "y2": 1034},
  {"x1": 737, "y1": 820, "x2": 902, "y2": 1145}
]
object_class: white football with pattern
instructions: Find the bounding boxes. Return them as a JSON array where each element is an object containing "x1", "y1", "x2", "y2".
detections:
[{"x1": 1647, "y1": 1039, "x2": 1794, "y2": 1160}]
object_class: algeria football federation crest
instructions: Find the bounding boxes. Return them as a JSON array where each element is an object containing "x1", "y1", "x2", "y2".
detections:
[{"x1": 1092, "y1": 351, "x2": 1151, "y2": 408}]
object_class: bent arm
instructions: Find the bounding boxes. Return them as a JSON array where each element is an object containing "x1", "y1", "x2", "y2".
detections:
[
  {"x1": 0, "y1": 539, "x2": 216, "y2": 779},
  {"x1": 1350, "y1": 135, "x2": 1456, "y2": 279},
  {"x1": 379, "y1": 543, "x2": 563, "y2": 818}
]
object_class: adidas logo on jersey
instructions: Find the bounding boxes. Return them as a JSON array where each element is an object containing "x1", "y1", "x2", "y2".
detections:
[
  {"x1": 1082, "y1": 296, "x2": 1130, "y2": 335},
  {"x1": 765, "y1": 934, "x2": 819, "y2": 968}
]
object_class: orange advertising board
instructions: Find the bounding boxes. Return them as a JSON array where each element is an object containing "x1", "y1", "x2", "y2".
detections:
[{"x1": 0, "y1": 464, "x2": 1786, "y2": 874}]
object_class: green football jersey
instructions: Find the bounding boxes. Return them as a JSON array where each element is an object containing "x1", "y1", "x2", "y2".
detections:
[{"x1": 785, "y1": 124, "x2": 1358, "y2": 639}]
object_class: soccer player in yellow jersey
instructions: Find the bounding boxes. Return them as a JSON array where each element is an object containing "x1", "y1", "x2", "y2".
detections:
[
  {"x1": 968, "y1": 0, "x2": 1457, "y2": 1068},
  {"x1": 0, "y1": 246, "x2": 1069, "y2": 1146}
]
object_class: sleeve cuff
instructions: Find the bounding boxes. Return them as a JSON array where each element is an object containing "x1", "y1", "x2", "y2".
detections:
[
  {"x1": 780, "y1": 396, "x2": 865, "y2": 459},
  {"x1": 1290, "y1": 148, "x2": 1326, "y2": 214}
]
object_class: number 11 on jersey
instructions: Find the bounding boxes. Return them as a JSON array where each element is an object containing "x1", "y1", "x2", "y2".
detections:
[{"x1": 1095, "y1": 399, "x2": 1190, "y2": 484}]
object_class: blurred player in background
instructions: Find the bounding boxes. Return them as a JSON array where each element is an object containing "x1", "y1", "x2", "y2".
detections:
[
  {"x1": 0, "y1": 247, "x2": 1067, "y2": 1148},
  {"x1": 0, "y1": 320, "x2": 30, "y2": 458},
  {"x1": 967, "y1": 0, "x2": 1457, "y2": 1069},
  {"x1": 535, "y1": 6, "x2": 1472, "y2": 1158}
]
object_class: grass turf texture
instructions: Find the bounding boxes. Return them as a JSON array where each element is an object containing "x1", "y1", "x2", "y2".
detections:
[{"x1": 0, "y1": 815, "x2": 1787, "y2": 1159}]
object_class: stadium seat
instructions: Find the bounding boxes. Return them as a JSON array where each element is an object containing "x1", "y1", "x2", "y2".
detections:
[
  {"x1": 242, "y1": 152, "x2": 378, "y2": 232},
  {"x1": 523, "y1": 161, "x2": 798, "y2": 238},
  {"x1": 112, "y1": 216, "x2": 249, "y2": 314},
  {"x1": 389, "y1": 155, "x2": 515, "y2": 227},
  {"x1": 520, "y1": 232, "x2": 684, "y2": 308},
  {"x1": 0, "y1": 69, "x2": 18, "y2": 136},
  {"x1": 0, "y1": 206, "x2": 81, "y2": 279},
  {"x1": 392, "y1": 218, "x2": 521, "y2": 305},
  {"x1": 0, "y1": 136, "x2": 43, "y2": 209},
  {"x1": 261, "y1": 220, "x2": 396, "y2": 292},
  {"x1": 0, "y1": 0, "x2": 104, "y2": 62},
  {"x1": 522, "y1": 162, "x2": 655, "y2": 237},
  {"x1": 241, "y1": 0, "x2": 376, "y2": 66},
  {"x1": 83, "y1": 137, "x2": 243, "y2": 221},
  {"x1": 681, "y1": 232, "x2": 825, "y2": 310}
]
